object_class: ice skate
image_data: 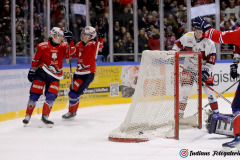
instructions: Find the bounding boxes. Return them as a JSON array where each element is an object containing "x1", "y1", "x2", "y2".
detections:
[
  {"x1": 62, "y1": 112, "x2": 76, "y2": 119},
  {"x1": 23, "y1": 114, "x2": 31, "y2": 126},
  {"x1": 222, "y1": 134, "x2": 240, "y2": 151},
  {"x1": 41, "y1": 115, "x2": 54, "y2": 128}
]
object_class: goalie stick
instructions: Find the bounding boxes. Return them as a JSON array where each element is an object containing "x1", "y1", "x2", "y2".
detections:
[{"x1": 203, "y1": 82, "x2": 232, "y2": 105}]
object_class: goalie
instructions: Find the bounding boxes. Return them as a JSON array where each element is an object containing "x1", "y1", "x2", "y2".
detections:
[{"x1": 172, "y1": 25, "x2": 219, "y2": 119}]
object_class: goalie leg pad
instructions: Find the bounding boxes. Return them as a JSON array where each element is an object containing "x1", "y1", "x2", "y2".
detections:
[{"x1": 206, "y1": 113, "x2": 234, "y2": 136}]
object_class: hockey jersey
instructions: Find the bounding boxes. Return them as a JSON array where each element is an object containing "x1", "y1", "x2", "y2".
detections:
[
  {"x1": 32, "y1": 41, "x2": 75, "y2": 80},
  {"x1": 172, "y1": 32, "x2": 217, "y2": 73},
  {"x1": 72, "y1": 38, "x2": 104, "y2": 75},
  {"x1": 204, "y1": 28, "x2": 240, "y2": 51}
]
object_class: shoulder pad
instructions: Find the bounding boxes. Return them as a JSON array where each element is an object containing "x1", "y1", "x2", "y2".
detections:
[{"x1": 38, "y1": 41, "x2": 48, "y2": 47}]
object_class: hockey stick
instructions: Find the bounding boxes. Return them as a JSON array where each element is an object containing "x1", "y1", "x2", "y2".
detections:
[
  {"x1": 63, "y1": 5, "x2": 74, "y2": 89},
  {"x1": 95, "y1": 0, "x2": 108, "y2": 59},
  {"x1": 203, "y1": 82, "x2": 232, "y2": 105},
  {"x1": 202, "y1": 79, "x2": 240, "y2": 109}
]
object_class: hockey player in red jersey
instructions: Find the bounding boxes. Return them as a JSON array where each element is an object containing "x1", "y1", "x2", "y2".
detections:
[
  {"x1": 193, "y1": 16, "x2": 240, "y2": 149},
  {"x1": 62, "y1": 26, "x2": 105, "y2": 119},
  {"x1": 22, "y1": 27, "x2": 75, "y2": 127}
]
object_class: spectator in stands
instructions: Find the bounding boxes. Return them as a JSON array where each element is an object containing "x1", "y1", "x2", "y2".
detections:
[
  {"x1": 165, "y1": 26, "x2": 176, "y2": 51},
  {"x1": 114, "y1": 21, "x2": 122, "y2": 41},
  {"x1": 119, "y1": 6, "x2": 133, "y2": 27},
  {"x1": 220, "y1": 19, "x2": 238, "y2": 31},
  {"x1": 167, "y1": 13, "x2": 178, "y2": 36},
  {"x1": 220, "y1": 1, "x2": 228, "y2": 21},
  {"x1": 16, "y1": 25, "x2": 25, "y2": 56},
  {"x1": 225, "y1": 0, "x2": 239, "y2": 21},
  {"x1": 2, "y1": 35, "x2": 11, "y2": 57},
  {"x1": 192, "y1": 0, "x2": 211, "y2": 6},
  {"x1": 138, "y1": 28, "x2": 148, "y2": 53},
  {"x1": 125, "y1": 32, "x2": 134, "y2": 53},
  {"x1": 146, "y1": 28, "x2": 160, "y2": 50}
]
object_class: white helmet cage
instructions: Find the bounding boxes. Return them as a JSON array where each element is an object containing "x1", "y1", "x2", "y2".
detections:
[
  {"x1": 50, "y1": 27, "x2": 64, "y2": 43},
  {"x1": 81, "y1": 26, "x2": 97, "y2": 40}
]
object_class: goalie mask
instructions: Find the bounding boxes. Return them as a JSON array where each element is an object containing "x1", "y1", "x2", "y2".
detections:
[
  {"x1": 81, "y1": 26, "x2": 97, "y2": 41},
  {"x1": 50, "y1": 27, "x2": 64, "y2": 44}
]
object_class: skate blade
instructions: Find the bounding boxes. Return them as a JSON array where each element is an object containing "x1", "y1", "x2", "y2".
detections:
[
  {"x1": 23, "y1": 123, "x2": 28, "y2": 127},
  {"x1": 38, "y1": 121, "x2": 54, "y2": 128},
  {"x1": 62, "y1": 116, "x2": 76, "y2": 121},
  {"x1": 222, "y1": 146, "x2": 239, "y2": 152}
]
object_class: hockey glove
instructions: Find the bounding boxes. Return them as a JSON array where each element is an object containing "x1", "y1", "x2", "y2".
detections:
[
  {"x1": 98, "y1": 26, "x2": 105, "y2": 39},
  {"x1": 202, "y1": 70, "x2": 210, "y2": 82},
  {"x1": 28, "y1": 68, "x2": 36, "y2": 82},
  {"x1": 64, "y1": 30, "x2": 74, "y2": 43},
  {"x1": 192, "y1": 16, "x2": 211, "y2": 32},
  {"x1": 230, "y1": 63, "x2": 239, "y2": 79}
]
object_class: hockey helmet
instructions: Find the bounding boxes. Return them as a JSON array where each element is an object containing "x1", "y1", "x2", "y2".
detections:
[
  {"x1": 50, "y1": 27, "x2": 64, "y2": 44},
  {"x1": 81, "y1": 26, "x2": 97, "y2": 40}
]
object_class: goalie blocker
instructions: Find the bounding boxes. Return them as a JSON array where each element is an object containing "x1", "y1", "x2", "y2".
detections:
[{"x1": 207, "y1": 113, "x2": 234, "y2": 137}]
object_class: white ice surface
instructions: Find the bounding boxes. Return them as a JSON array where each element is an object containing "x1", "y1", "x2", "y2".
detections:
[{"x1": 0, "y1": 98, "x2": 239, "y2": 160}]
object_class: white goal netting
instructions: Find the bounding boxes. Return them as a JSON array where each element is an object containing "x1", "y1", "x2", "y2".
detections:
[{"x1": 109, "y1": 50, "x2": 202, "y2": 142}]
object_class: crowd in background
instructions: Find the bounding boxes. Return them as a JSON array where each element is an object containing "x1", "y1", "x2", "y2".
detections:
[{"x1": 1, "y1": 0, "x2": 240, "y2": 62}]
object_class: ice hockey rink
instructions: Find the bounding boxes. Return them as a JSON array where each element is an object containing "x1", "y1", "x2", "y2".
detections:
[{"x1": 0, "y1": 97, "x2": 239, "y2": 160}]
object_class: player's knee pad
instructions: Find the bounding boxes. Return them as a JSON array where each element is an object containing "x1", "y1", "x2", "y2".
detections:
[
  {"x1": 30, "y1": 80, "x2": 45, "y2": 95},
  {"x1": 29, "y1": 93, "x2": 41, "y2": 102},
  {"x1": 69, "y1": 91, "x2": 80, "y2": 105},
  {"x1": 48, "y1": 81, "x2": 59, "y2": 95}
]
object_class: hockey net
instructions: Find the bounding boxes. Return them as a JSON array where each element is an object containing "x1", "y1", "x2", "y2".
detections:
[{"x1": 109, "y1": 50, "x2": 202, "y2": 142}]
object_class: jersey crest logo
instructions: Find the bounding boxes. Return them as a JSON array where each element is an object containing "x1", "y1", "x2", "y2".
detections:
[{"x1": 52, "y1": 53, "x2": 57, "y2": 61}]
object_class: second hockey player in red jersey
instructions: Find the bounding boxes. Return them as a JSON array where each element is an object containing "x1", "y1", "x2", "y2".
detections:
[
  {"x1": 62, "y1": 26, "x2": 105, "y2": 119},
  {"x1": 193, "y1": 16, "x2": 240, "y2": 150}
]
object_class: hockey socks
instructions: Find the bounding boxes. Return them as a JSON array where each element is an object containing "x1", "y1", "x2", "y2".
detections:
[{"x1": 62, "y1": 102, "x2": 79, "y2": 119}]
